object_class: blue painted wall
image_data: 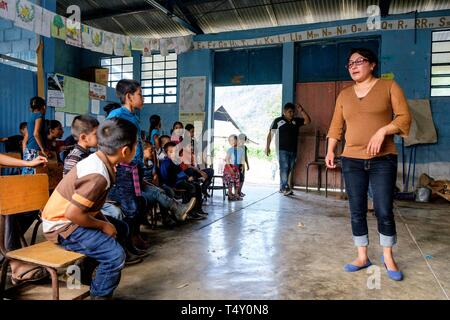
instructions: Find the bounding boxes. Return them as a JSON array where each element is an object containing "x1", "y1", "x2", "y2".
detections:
[
  {"x1": 2, "y1": 7, "x2": 449, "y2": 176},
  {"x1": 0, "y1": 63, "x2": 37, "y2": 152}
]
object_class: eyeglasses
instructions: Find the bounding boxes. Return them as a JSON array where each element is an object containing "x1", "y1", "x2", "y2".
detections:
[{"x1": 345, "y1": 58, "x2": 368, "y2": 69}]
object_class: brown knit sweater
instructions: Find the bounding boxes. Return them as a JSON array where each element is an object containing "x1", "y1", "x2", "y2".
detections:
[{"x1": 327, "y1": 79, "x2": 411, "y2": 159}]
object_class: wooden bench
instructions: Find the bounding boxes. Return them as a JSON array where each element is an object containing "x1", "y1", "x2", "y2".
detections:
[{"x1": 0, "y1": 174, "x2": 86, "y2": 300}]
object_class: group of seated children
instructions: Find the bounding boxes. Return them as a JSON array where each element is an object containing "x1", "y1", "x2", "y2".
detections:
[{"x1": 0, "y1": 79, "x2": 248, "y2": 299}]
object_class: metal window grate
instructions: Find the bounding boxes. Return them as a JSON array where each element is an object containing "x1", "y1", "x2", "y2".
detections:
[
  {"x1": 141, "y1": 53, "x2": 177, "y2": 104},
  {"x1": 431, "y1": 30, "x2": 450, "y2": 97},
  {"x1": 101, "y1": 57, "x2": 134, "y2": 89}
]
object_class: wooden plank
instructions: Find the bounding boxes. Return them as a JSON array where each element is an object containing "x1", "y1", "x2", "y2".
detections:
[
  {"x1": 0, "y1": 174, "x2": 49, "y2": 215},
  {"x1": 6, "y1": 241, "x2": 85, "y2": 268}
]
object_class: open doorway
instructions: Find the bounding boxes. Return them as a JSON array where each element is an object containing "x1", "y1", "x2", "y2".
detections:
[{"x1": 213, "y1": 84, "x2": 282, "y2": 186}]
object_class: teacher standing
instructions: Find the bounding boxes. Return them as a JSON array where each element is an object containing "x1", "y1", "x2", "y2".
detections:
[{"x1": 326, "y1": 48, "x2": 411, "y2": 281}]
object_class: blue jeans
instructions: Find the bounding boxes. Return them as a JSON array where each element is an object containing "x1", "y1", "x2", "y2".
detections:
[
  {"x1": 58, "y1": 227, "x2": 126, "y2": 297},
  {"x1": 278, "y1": 150, "x2": 297, "y2": 190},
  {"x1": 341, "y1": 155, "x2": 398, "y2": 247}
]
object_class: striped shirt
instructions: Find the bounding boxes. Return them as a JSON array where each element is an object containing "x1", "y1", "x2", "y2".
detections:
[
  {"x1": 42, "y1": 151, "x2": 115, "y2": 243},
  {"x1": 63, "y1": 144, "x2": 90, "y2": 176}
]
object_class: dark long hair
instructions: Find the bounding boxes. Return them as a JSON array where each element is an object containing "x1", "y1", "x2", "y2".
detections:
[{"x1": 149, "y1": 114, "x2": 161, "y2": 134}]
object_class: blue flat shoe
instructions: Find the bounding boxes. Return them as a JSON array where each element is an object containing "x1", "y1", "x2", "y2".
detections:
[
  {"x1": 344, "y1": 260, "x2": 372, "y2": 272},
  {"x1": 381, "y1": 256, "x2": 403, "y2": 281}
]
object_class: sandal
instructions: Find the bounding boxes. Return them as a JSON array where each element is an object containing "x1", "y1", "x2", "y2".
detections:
[{"x1": 11, "y1": 266, "x2": 49, "y2": 285}]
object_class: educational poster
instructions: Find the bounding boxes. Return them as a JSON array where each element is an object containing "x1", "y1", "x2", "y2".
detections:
[
  {"x1": 103, "y1": 31, "x2": 114, "y2": 55},
  {"x1": 0, "y1": 0, "x2": 15, "y2": 21},
  {"x1": 51, "y1": 13, "x2": 66, "y2": 40},
  {"x1": 65, "y1": 18, "x2": 81, "y2": 47},
  {"x1": 47, "y1": 74, "x2": 65, "y2": 108},
  {"x1": 131, "y1": 37, "x2": 144, "y2": 51},
  {"x1": 40, "y1": 8, "x2": 52, "y2": 38},
  {"x1": 90, "y1": 27, "x2": 104, "y2": 53},
  {"x1": 179, "y1": 77, "x2": 206, "y2": 113},
  {"x1": 91, "y1": 100, "x2": 100, "y2": 115},
  {"x1": 143, "y1": 38, "x2": 159, "y2": 56},
  {"x1": 89, "y1": 83, "x2": 106, "y2": 100},
  {"x1": 63, "y1": 76, "x2": 89, "y2": 114},
  {"x1": 114, "y1": 34, "x2": 131, "y2": 56},
  {"x1": 32, "y1": 5, "x2": 43, "y2": 36},
  {"x1": 81, "y1": 24, "x2": 93, "y2": 50},
  {"x1": 14, "y1": 0, "x2": 36, "y2": 31}
]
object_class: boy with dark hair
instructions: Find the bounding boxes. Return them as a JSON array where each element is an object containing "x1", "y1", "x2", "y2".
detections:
[
  {"x1": 64, "y1": 115, "x2": 144, "y2": 265},
  {"x1": 160, "y1": 142, "x2": 207, "y2": 219},
  {"x1": 42, "y1": 117, "x2": 138, "y2": 299},
  {"x1": 0, "y1": 122, "x2": 27, "y2": 154},
  {"x1": 157, "y1": 135, "x2": 171, "y2": 160},
  {"x1": 63, "y1": 115, "x2": 99, "y2": 176}
]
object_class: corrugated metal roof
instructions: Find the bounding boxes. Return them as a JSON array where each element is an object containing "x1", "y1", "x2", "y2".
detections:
[{"x1": 56, "y1": 0, "x2": 450, "y2": 38}]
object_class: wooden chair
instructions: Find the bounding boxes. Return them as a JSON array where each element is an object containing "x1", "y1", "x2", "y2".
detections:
[
  {"x1": 0, "y1": 174, "x2": 86, "y2": 300},
  {"x1": 35, "y1": 151, "x2": 63, "y2": 191},
  {"x1": 305, "y1": 130, "x2": 326, "y2": 192}
]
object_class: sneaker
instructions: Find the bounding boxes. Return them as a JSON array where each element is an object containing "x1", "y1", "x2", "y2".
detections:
[
  {"x1": 283, "y1": 188, "x2": 291, "y2": 196},
  {"x1": 125, "y1": 250, "x2": 143, "y2": 266},
  {"x1": 188, "y1": 211, "x2": 207, "y2": 220},
  {"x1": 287, "y1": 189, "x2": 294, "y2": 195},
  {"x1": 174, "y1": 197, "x2": 196, "y2": 221}
]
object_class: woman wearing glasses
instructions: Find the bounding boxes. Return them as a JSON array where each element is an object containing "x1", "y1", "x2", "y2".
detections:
[{"x1": 326, "y1": 48, "x2": 411, "y2": 281}]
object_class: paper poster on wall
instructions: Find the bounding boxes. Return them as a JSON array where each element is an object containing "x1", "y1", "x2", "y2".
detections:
[
  {"x1": 114, "y1": 34, "x2": 132, "y2": 57},
  {"x1": 90, "y1": 27, "x2": 104, "y2": 53},
  {"x1": 0, "y1": 0, "x2": 16, "y2": 21},
  {"x1": 63, "y1": 76, "x2": 89, "y2": 114},
  {"x1": 40, "y1": 8, "x2": 52, "y2": 38},
  {"x1": 131, "y1": 37, "x2": 144, "y2": 51},
  {"x1": 65, "y1": 113, "x2": 76, "y2": 127},
  {"x1": 65, "y1": 18, "x2": 81, "y2": 47},
  {"x1": 179, "y1": 77, "x2": 206, "y2": 113},
  {"x1": 47, "y1": 74, "x2": 65, "y2": 108},
  {"x1": 81, "y1": 24, "x2": 93, "y2": 49},
  {"x1": 143, "y1": 39, "x2": 159, "y2": 56},
  {"x1": 32, "y1": 5, "x2": 43, "y2": 36},
  {"x1": 89, "y1": 83, "x2": 106, "y2": 100},
  {"x1": 51, "y1": 13, "x2": 66, "y2": 40},
  {"x1": 91, "y1": 99, "x2": 100, "y2": 115},
  {"x1": 55, "y1": 111, "x2": 65, "y2": 126},
  {"x1": 14, "y1": 0, "x2": 36, "y2": 31},
  {"x1": 103, "y1": 31, "x2": 114, "y2": 55}
]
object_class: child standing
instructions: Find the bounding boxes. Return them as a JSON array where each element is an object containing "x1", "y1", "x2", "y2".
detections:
[
  {"x1": 224, "y1": 135, "x2": 244, "y2": 201},
  {"x1": 42, "y1": 118, "x2": 138, "y2": 299},
  {"x1": 22, "y1": 97, "x2": 47, "y2": 174},
  {"x1": 148, "y1": 114, "x2": 161, "y2": 149},
  {"x1": 237, "y1": 133, "x2": 250, "y2": 197}
]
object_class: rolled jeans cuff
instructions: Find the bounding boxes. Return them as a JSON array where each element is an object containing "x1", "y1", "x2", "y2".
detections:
[
  {"x1": 353, "y1": 234, "x2": 369, "y2": 247},
  {"x1": 380, "y1": 233, "x2": 397, "y2": 247}
]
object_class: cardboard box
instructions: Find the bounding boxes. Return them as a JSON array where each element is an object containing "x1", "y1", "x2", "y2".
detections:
[{"x1": 81, "y1": 67, "x2": 109, "y2": 86}]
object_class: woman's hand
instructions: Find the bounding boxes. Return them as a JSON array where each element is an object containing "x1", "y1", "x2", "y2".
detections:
[
  {"x1": 325, "y1": 151, "x2": 336, "y2": 169},
  {"x1": 29, "y1": 156, "x2": 48, "y2": 167},
  {"x1": 367, "y1": 128, "x2": 387, "y2": 156}
]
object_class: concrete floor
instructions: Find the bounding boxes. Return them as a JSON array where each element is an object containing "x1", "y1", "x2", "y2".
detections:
[{"x1": 113, "y1": 184, "x2": 450, "y2": 300}]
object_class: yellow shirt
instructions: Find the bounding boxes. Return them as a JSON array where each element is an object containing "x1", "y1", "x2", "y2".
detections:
[{"x1": 327, "y1": 79, "x2": 411, "y2": 159}]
